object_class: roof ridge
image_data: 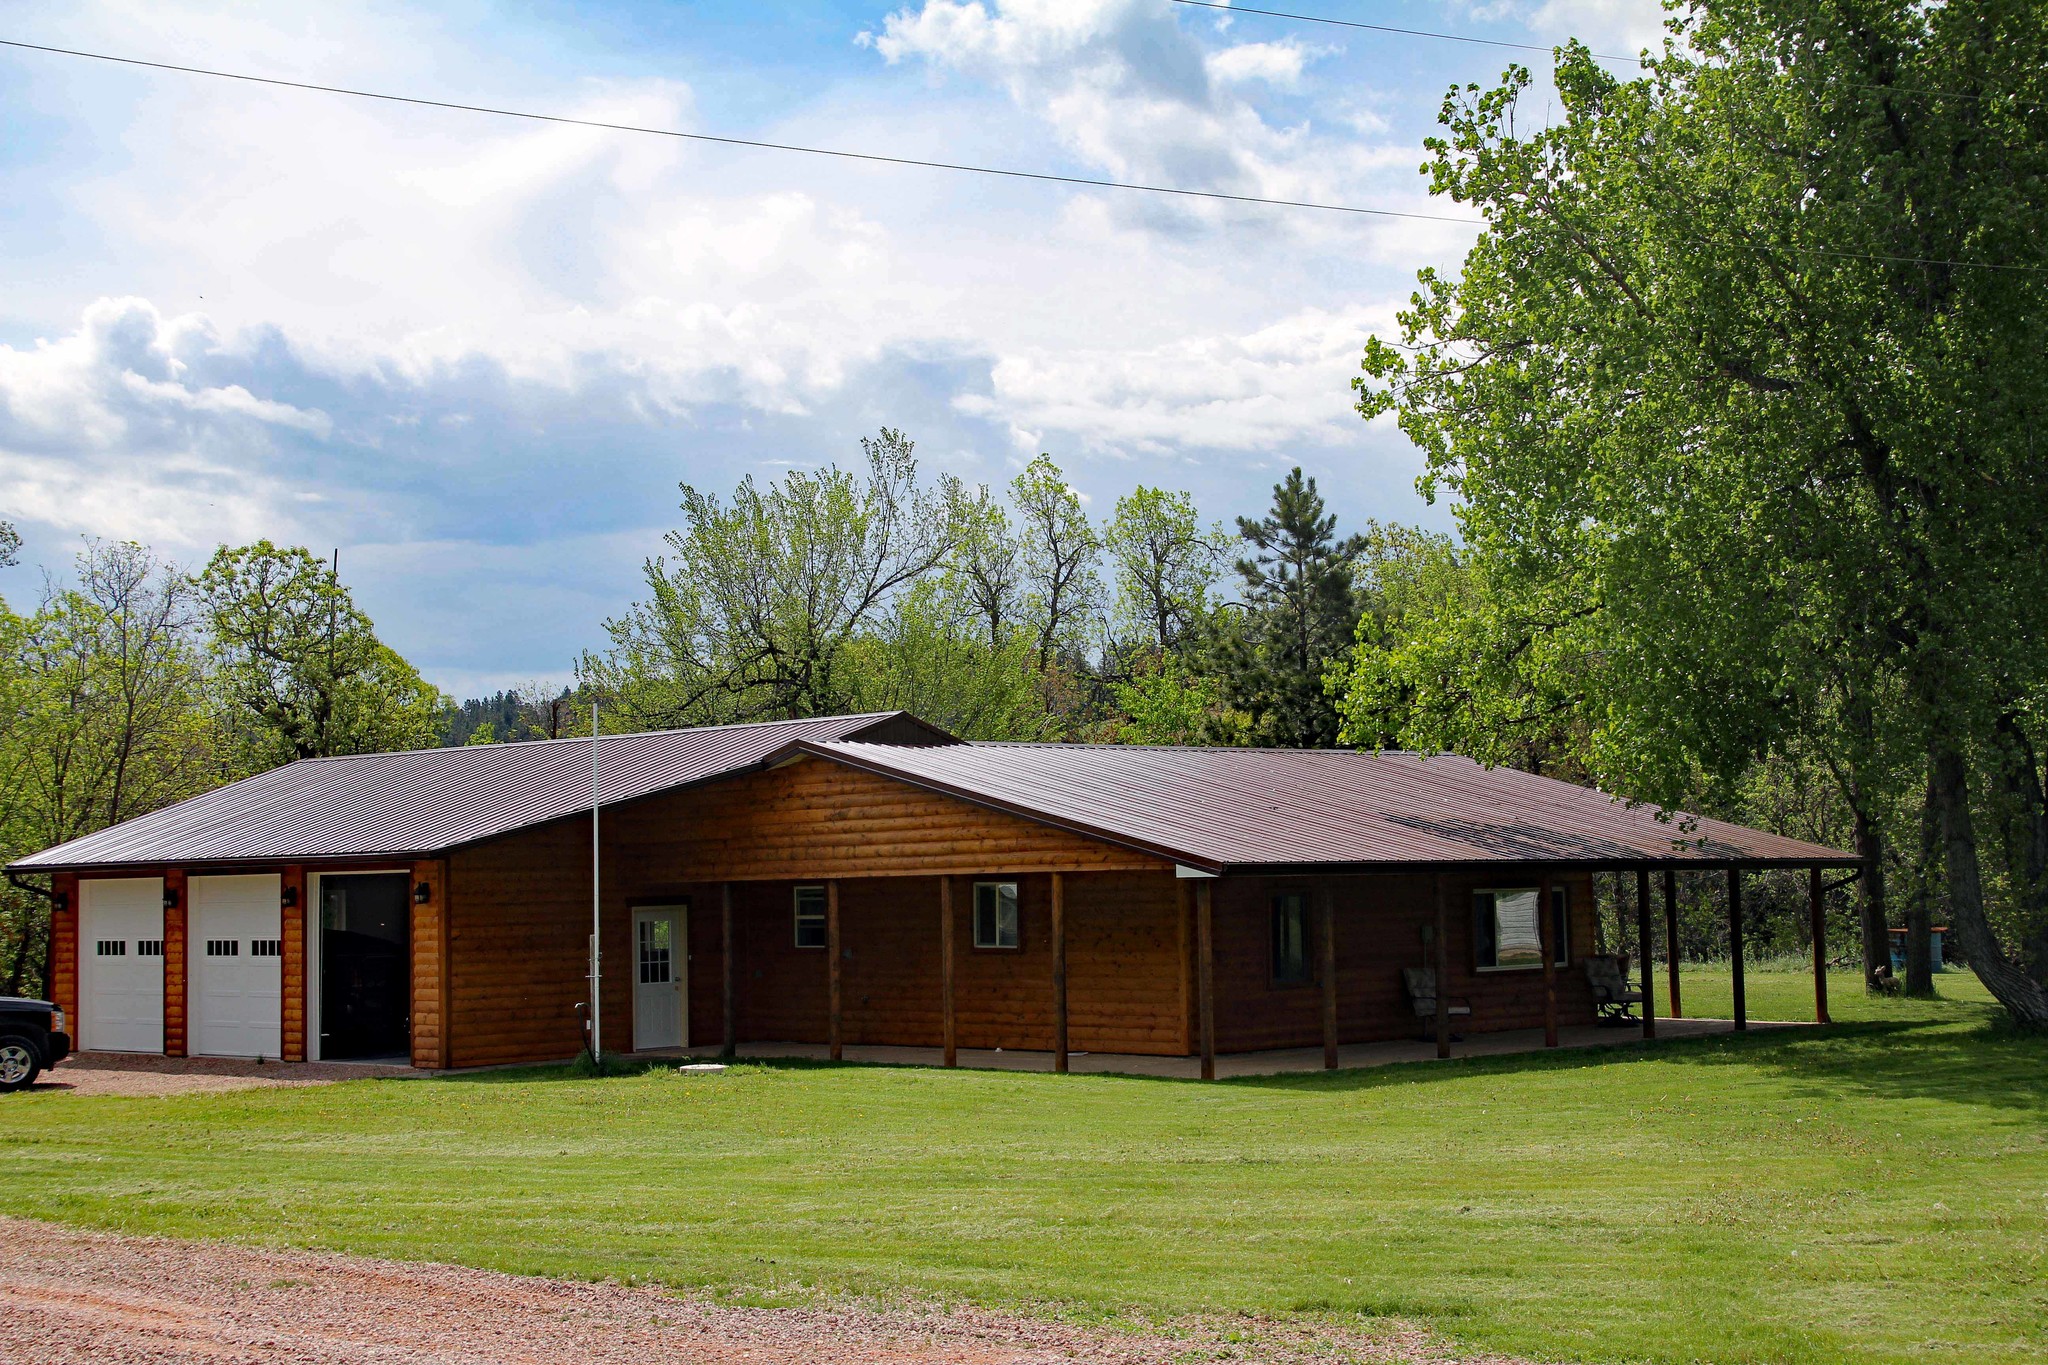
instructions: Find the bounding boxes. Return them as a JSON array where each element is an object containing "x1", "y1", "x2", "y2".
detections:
[{"x1": 291, "y1": 711, "x2": 912, "y2": 763}]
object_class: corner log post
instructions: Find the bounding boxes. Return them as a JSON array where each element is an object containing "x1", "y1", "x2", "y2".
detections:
[
  {"x1": 280, "y1": 865, "x2": 307, "y2": 1063},
  {"x1": 720, "y1": 882, "x2": 737, "y2": 1061},
  {"x1": 1538, "y1": 871, "x2": 1558, "y2": 1048},
  {"x1": 1664, "y1": 868, "x2": 1682, "y2": 1019},
  {"x1": 1051, "y1": 872, "x2": 1069, "y2": 1074},
  {"x1": 1319, "y1": 886, "x2": 1338, "y2": 1070},
  {"x1": 1810, "y1": 866, "x2": 1831, "y2": 1026},
  {"x1": 1636, "y1": 866, "x2": 1656, "y2": 1040},
  {"x1": 827, "y1": 879, "x2": 842, "y2": 1062},
  {"x1": 940, "y1": 875, "x2": 957, "y2": 1068},
  {"x1": 163, "y1": 868, "x2": 189, "y2": 1058},
  {"x1": 1433, "y1": 875, "x2": 1450, "y2": 1060},
  {"x1": 1195, "y1": 879, "x2": 1216, "y2": 1081},
  {"x1": 1728, "y1": 867, "x2": 1747, "y2": 1031}
]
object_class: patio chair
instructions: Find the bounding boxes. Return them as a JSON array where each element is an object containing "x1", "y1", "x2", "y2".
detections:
[
  {"x1": 1584, "y1": 954, "x2": 1643, "y2": 1026},
  {"x1": 1402, "y1": 966, "x2": 1471, "y2": 1042}
]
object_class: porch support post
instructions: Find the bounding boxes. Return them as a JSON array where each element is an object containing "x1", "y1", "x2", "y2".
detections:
[
  {"x1": 940, "y1": 875, "x2": 957, "y2": 1068},
  {"x1": 720, "y1": 882, "x2": 737, "y2": 1061},
  {"x1": 827, "y1": 879, "x2": 842, "y2": 1061},
  {"x1": 1809, "y1": 866, "x2": 1831, "y2": 1025},
  {"x1": 1195, "y1": 879, "x2": 1216, "y2": 1081},
  {"x1": 1538, "y1": 871, "x2": 1558, "y2": 1048},
  {"x1": 1051, "y1": 872, "x2": 1069, "y2": 1074},
  {"x1": 1319, "y1": 886, "x2": 1338, "y2": 1070},
  {"x1": 1636, "y1": 866, "x2": 1656, "y2": 1040},
  {"x1": 1664, "y1": 868, "x2": 1682, "y2": 1019},
  {"x1": 1727, "y1": 867, "x2": 1747, "y2": 1031},
  {"x1": 1433, "y1": 875, "x2": 1450, "y2": 1060}
]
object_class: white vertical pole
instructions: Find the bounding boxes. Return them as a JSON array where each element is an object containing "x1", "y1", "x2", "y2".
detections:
[{"x1": 590, "y1": 701, "x2": 602, "y2": 1061}]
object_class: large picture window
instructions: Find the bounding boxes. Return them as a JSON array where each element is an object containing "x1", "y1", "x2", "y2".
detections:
[
  {"x1": 1271, "y1": 893, "x2": 1312, "y2": 985},
  {"x1": 1473, "y1": 886, "x2": 1569, "y2": 971},
  {"x1": 793, "y1": 886, "x2": 827, "y2": 949},
  {"x1": 973, "y1": 881, "x2": 1020, "y2": 949}
]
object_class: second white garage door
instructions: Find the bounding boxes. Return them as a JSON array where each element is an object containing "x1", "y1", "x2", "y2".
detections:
[{"x1": 190, "y1": 873, "x2": 283, "y2": 1059}]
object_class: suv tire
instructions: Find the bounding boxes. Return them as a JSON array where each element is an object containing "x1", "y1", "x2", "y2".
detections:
[{"x1": 0, "y1": 1034, "x2": 42, "y2": 1092}]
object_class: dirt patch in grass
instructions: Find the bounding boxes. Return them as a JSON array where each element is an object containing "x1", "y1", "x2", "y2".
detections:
[
  {"x1": 29, "y1": 1053, "x2": 416, "y2": 1097},
  {"x1": 3, "y1": 1217, "x2": 1529, "y2": 1364}
]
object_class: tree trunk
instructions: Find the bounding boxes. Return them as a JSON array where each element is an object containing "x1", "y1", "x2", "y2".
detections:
[
  {"x1": 1853, "y1": 808, "x2": 1891, "y2": 990},
  {"x1": 1929, "y1": 742, "x2": 2048, "y2": 1030},
  {"x1": 1906, "y1": 772, "x2": 1938, "y2": 997},
  {"x1": 1991, "y1": 713, "x2": 2048, "y2": 978}
]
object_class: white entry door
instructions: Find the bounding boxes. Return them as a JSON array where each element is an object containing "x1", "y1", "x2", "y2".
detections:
[
  {"x1": 632, "y1": 906, "x2": 687, "y2": 1050},
  {"x1": 190, "y1": 874, "x2": 284, "y2": 1059},
  {"x1": 79, "y1": 877, "x2": 165, "y2": 1053}
]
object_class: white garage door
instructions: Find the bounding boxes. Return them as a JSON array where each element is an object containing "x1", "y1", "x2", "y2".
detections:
[
  {"x1": 79, "y1": 878, "x2": 165, "y2": 1053},
  {"x1": 190, "y1": 874, "x2": 284, "y2": 1059}
]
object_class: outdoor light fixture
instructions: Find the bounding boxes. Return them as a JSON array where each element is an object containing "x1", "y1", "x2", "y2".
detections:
[
  {"x1": 414, "y1": 881, "x2": 432, "y2": 904},
  {"x1": 162, "y1": 886, "x2": 179, "y2": 910},
  {"x1": 52, "y1": 892, "x2": 67, "y2": 913},
  {"x1": 281, "y1": 886, "x2": 298, "y2": 908}
]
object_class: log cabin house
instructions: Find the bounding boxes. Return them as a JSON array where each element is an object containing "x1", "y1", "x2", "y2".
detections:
[{"x1": 10, "y1": 711, "x2": 1856, "y2": 1077}]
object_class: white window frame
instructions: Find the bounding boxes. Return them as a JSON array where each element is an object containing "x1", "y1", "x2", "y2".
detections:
[
  {"x1": 793, "y1": 885, "x2": 828, "y2": 950},
  {"x1": 972, "y1": 881, "x2": 1021, "y2": 951},
  {"x1": 1472, "y1": 885, "x2": 1570, "y2": 973}
]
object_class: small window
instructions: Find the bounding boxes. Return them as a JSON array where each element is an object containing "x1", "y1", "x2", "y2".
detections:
[
  {"x1": 1271, "y1": 893, "x2": 1312, "y2": 985},
  {"x1": 136, "y1": 939, "x2": 164, "y2": 957},
  {"x1": 205, "y1": 938, "x2": 240, "y2": 957},
  {"x1": 1474, "y1": 887, "x2": 1570, "y2": 971},
  {"x1": 96, "y1": 939, "x2": 127, "y2": 957},
  {"x1": 250, "y1": 939, "x2": 282, "y2": 958},
  {"x1": 793, "y1": 886, "x2": 828, "y2": 949},
  {"x1": 973, "y1": 882, "x2": 1020, "y2": 949}
]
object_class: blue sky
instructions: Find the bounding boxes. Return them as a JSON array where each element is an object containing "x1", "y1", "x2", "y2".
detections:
[{"x1": 0, "y1": 0, "x2": 1665, "y2": 697}]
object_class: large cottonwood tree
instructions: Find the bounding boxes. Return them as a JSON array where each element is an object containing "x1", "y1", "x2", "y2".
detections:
[{"x1": 1346, "y1": 0, "x2": 2048, "y2": 1022}]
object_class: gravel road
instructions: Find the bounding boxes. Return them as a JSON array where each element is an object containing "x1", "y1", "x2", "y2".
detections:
[{"x1": 0, "y1": 1217, "x2": 1532, "y2": 1364}]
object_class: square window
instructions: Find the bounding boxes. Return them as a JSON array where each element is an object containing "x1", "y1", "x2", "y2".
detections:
[
  {"x1": 793, "y1": 886, "x2": 828, "y2": 949},
  {"x1": 973, "y1": 882, "x2": 1020, "y2": 949},
  {"x1": 1271, "y1": 893, "x2": 1312, "y2": 985},
  {"x1": 1473, "y1": 887, "x2": 1569, "y2": 971}
]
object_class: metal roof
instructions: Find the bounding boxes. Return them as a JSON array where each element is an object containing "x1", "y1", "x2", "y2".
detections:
[
  {"x1": 11, "y1": 713, "x2": 947, "y2": 871},
  {"x1": 794, "y1": 741, "x2": 1857, "y2": 872}
]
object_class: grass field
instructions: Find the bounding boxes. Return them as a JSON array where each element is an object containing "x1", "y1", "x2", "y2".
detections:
[{"x1": 3, "y1": 968, "x2": 2043, "y2": 1365}]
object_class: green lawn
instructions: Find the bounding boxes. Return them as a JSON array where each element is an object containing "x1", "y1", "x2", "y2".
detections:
[{"x1": 3, "y1": 968, "x2": 2042, "y2": 1365}]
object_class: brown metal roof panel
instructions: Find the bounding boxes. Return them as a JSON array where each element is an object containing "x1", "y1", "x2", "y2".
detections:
[
  {"x1": 11, "y1": 711, "x2": 936, "y2": 870},
  {"x1": 802, "y1": 742, "x2": 1853, "y2": 868}
]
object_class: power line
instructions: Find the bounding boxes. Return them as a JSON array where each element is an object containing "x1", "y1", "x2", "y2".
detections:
[
  {"x1": 2, "y1": 35, "x2": 2036, "y2": 275},
  {"x1": 0, "y1": 36, "x2": 1480, "y2": 225}
]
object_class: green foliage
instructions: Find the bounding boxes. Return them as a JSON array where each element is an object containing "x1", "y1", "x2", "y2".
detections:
[
  {"x1": 0, "y1": 520, "x2": 19, "y2": 569},
  {"x1": 1346, "y1": 1, "x2": 2048, "y2": 1022},
  {"x1": 1009, "y1": 454, "x2": 1104, "y2": 671},
  {"x1": 1103, "y1": 487, "x2": 1219, "y2": 658},
  {"x1": 583, "y1": 430, "x2": 963, "y2": 728},
  {"x1": 1211, "y1": 468, "x2": 1362, "y2": 748},
  {"x1": 199, "y1": 541, "x2": 443, "y2": 767},
  {"x1": 839, "y1": 578, "x2": 1055, "y2": 740},
  {"x1": 1110, "y1": 653, "x2": 1245, "y2": 746}
]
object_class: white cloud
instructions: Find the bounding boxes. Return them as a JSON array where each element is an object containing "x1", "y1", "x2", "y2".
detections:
[{"x1": 1206, "y1": 40, "x2": 1316, "y2": 89}]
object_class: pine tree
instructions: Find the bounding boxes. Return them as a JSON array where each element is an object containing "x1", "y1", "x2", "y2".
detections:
[{"x1": 1212, "y1": 468, "x2": 1362, "y2": 747}]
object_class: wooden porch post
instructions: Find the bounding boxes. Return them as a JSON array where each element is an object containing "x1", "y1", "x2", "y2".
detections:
[
  {"x1": 1664, "y1": 869, "x2": 1682, "y2": 1019},
  {"x1": 720, "y1": 883, "x2": 737, "y2": 1061},
  {"x1": 1538, "y1": 872, "x2": 1558, "y2": 1048},
  {"x1": 163, "y1": 868, "x2": 188, "y2": 1058},
  {"x1": 1727, "y1": 867, "x2": 1747, "y2": 1031},
  {"x1": 1319, "y1": 886, "x2": 1338, "y2": 1070},
  {"x1": 940, "y1": 875, "x2": 957, "y2": 1068},
  {"x1": 827, "y1": 879, "x2": 843, "y2": 1061},
  {"x1": 1051, "y1": 872, "x2": 1069, "y2": 1074},
  {"x1": 1809, "y1": 866, "x2": 1831, "y2": 1026},
  {"x1": 1195, "y1": 879, "x2": 1216, "y2": 1081},
  {"x1": 1636, "y1": 866, "x2": 1656, "y2": 1040},
  {"x1": 1433, "y1": 875, "x2": 1450, "y2": 1060}
]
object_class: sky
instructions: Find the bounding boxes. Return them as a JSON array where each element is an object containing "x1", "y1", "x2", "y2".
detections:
[{"x1": 0, "y1": 0, "x2": 1667, "y2": 699}]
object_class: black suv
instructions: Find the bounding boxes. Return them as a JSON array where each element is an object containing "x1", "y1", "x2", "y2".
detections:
[{"x1": 0, "y1": 997, "x2": 70, "y2": 1092}]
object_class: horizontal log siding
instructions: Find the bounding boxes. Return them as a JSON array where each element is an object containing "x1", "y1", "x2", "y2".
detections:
[
  {"x1": 409, "y1": 858, "x2": 448, "y2": 1069},
  {"x1": 445, "y1": 819, "x2": 594, "y2": 1068},
  {"x1": 1212, "y1": 871, "x2": 1601, "y2": 1052},
  {"x1": 1066, "y1": 871, "x2": 1183, "y2": 1054},
  {"x1": 605, "y1": 755, "x2": 1169, "y2": 882},
  {"x1": 281, "y1": 866, "x2": 307, "y2": 1063},
  {"x1": 50, "y1": 872, "x2": 79, "y2": 1030}
]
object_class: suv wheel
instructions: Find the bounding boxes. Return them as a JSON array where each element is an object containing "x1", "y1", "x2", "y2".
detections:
[{"x1": 0, "y1": 1035, "x2": 42, "y2": 1092}]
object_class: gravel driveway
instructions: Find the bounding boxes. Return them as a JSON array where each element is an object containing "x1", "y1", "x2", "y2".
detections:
[{"x1": 1, "y1": 1217, "x2": 1532, "y2": 1364}]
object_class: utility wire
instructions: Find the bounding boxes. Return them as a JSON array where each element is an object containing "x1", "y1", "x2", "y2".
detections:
[
  {"x1": 2, "y1": 35, "x2": 2037, "y2": 274},
  {"x1": 0, "y1": 36, "x2": 1479, "y2": 225}
]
